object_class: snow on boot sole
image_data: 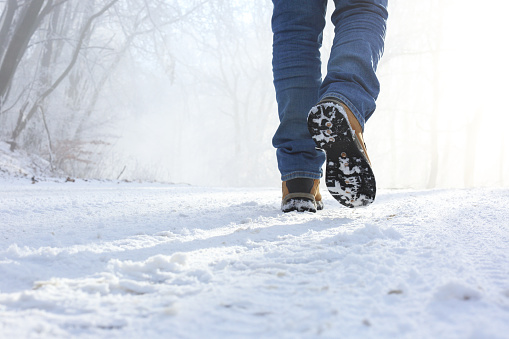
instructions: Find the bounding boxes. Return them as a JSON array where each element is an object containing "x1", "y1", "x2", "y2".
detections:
[
  {"x1": 281, "y1": 194, "x2": 318, "y2": 213},
  {"x1": 307, "y1": 102, "x2": 376, "y2": 208}
]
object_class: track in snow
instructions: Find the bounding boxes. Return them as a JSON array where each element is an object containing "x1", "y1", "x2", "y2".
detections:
[{"x1": 1, "y1": 180, "x2": 509, "y2": 338}]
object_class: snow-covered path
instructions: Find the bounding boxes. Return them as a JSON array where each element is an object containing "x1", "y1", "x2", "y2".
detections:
[{"x1": 1, "y1": 180, "x2": 509, "y2": 338}]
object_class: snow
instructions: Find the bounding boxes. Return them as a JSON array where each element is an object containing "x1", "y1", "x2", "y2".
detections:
[
  {"x1": 1, "y1": 175, "x2": 509, "y2": 338},
  {"x1": 0, "y1": 142, "x2": 58, "y2": 180}
]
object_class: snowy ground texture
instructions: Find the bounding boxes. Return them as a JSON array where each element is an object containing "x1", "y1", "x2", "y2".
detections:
[{"x1": 1, "y1": 177, "x2": 509, "y2": 338}]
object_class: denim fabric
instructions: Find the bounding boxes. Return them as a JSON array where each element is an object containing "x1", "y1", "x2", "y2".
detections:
[{"x1": 272, "y1": 0, "x2": 388, "y2": 181}]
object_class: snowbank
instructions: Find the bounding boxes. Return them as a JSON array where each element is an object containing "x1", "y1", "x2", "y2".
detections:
[{"x1": 0, "y1": 141, "x2": 60, "y2": 181}]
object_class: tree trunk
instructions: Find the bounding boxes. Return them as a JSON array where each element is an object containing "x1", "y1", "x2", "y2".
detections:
[
  {"x1": 0, "y1": 1, "x2": 47, "y2": 102},
  {"x1": 0, "y1": 0, "x2": 18, "y2": 63},
  {"x1": 9, "y1": 0, "x2": 119, "y2": 150}
]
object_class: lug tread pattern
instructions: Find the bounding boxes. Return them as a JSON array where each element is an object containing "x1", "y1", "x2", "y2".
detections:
[{"x1": 307, "y1": 102, "x2": 376, "y2": 208}]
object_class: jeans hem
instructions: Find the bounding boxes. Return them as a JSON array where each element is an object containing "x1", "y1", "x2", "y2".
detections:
[
  {"x1": 281, "y1": 171, "x2": 322, "y2": 182},
  {"x1": 319, "y1": 93, "x2": 365, "y2": 131}
]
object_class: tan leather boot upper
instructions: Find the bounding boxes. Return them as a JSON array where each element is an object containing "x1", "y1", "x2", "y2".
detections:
[
  {"x1": 282, "y1": 179, "x2": 322, "y2": 203},
  {"x1": 330, "y1": 100, "x2": 372, "y2": 165}
]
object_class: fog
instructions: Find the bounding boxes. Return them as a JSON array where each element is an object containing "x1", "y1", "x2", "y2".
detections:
[{"x1": 1, "y1": 0, "x2": 508, "y2": 188}]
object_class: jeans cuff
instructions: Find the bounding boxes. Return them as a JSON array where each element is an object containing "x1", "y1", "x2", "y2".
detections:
[{"x1": 281, "y1": 171, "x2": 322, "y2": 182}]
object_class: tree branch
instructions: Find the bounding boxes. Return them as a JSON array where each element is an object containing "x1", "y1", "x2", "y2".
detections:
[{"x1": 9, "y1": 0, "x2": 120, "y2": 146}]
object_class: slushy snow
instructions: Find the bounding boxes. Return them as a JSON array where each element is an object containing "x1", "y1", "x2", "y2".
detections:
[{"x1": 1, "y1": 169, "x2": 509, "y2": 337}]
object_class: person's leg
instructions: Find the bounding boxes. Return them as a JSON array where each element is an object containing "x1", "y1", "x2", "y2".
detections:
[
  {"x1": 307, "y1": 0, "x2": 387, "y2": 207},
  {"x1": 271, "y1": 0, "x2": 328, "y2": 182},
  {"x1": 320, "y1": 0, "x2": 388, "y2": 129}
]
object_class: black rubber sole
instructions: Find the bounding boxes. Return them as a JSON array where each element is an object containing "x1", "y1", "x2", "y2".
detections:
[{"x1": 307, "y1": 101, "x2": 376, "y2": 208}]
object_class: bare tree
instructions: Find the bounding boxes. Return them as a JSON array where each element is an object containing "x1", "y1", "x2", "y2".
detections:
[
  {"x1": 0, "y1": 0, "x2": 58, "y2": 105},
  {"x1": 1, "y1": 0, "x2": 207, "y2": 178},
  {"x1": 7, "y1": 0, "x2": 119, "y2": 151}
]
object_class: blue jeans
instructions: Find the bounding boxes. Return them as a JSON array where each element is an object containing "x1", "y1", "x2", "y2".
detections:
[{"x1": 272, "y1": 0, "x2": 388, "y2": 181}]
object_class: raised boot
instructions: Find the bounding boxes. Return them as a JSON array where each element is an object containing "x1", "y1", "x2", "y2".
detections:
[{"x1": 307, "y1": 98, "x2": 376, "y2": 207}]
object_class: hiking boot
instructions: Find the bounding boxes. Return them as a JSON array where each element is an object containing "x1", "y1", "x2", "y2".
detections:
[
  {"x1": 281, "y1": 178, "x2": 324, "y2": 213},
  {"x1": 307, "y1": 98, "x2": 376, "y2": 208}
]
